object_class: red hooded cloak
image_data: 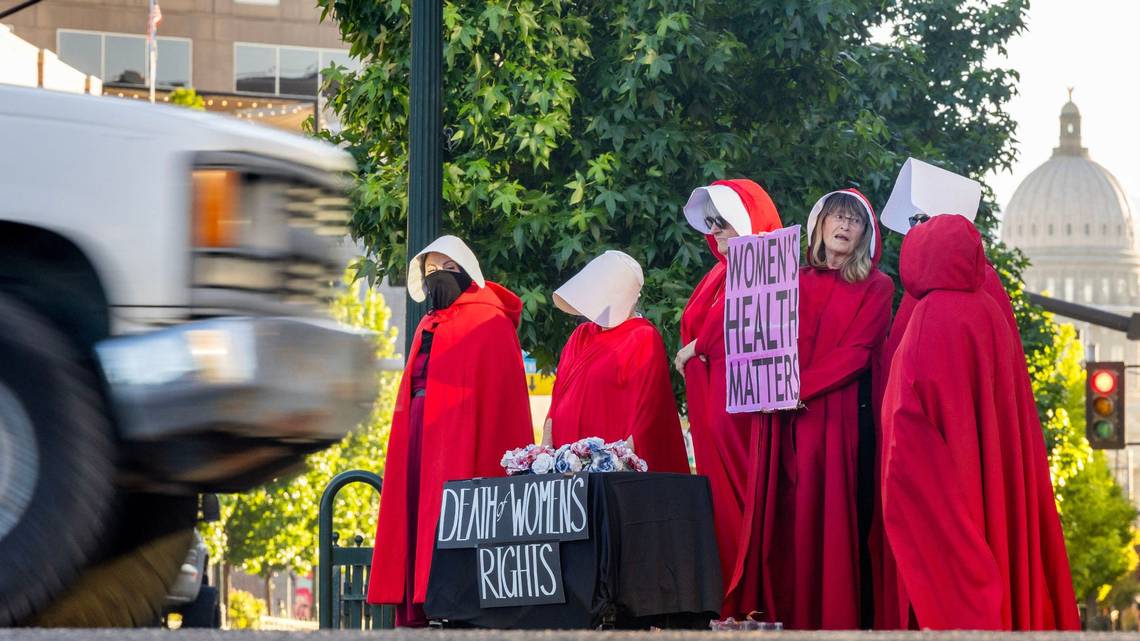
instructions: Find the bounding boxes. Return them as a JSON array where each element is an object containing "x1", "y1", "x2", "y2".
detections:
[
  {"x1": 549, "y1": 317, "x2": 690, "y2": 474},
  {"x1": 769, "y1": 189, "x2": 892, "y2": 629},
  {"x1": 879, "y1": 215, "x2": 1079, "y2": 630},
  {"x1": 870, "y1": 217, "x2": 1078, "y2": 630},
  {"x1": 680, "y1": 178, "x2": 783, "y2": 617},
  {"x1": 367, "y1": 281, "x2": 533, "y2": 605}
]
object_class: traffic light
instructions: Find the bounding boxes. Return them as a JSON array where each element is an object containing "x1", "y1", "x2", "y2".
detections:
[{"x1": 1086, "y1": 361, "x2": 1125, "y2": 450}]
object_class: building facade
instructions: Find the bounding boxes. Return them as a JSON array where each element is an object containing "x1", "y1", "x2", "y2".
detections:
[
  {"x1": 4, "y1": 0, "x2": 356, "y2": 129},
  {"x1": 1002, "y1": 98, "x2": 1140, "y2": 497}
]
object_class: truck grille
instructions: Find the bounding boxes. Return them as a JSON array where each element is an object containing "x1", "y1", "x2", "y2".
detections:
[
  {"x1": 283, "y1": 185, "x2": 353, "y2": 237},
  {"x1": 191, "y1": 152, "x2": 355, "y2": 314}
]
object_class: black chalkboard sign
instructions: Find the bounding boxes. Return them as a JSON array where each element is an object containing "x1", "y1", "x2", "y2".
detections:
[
  {"x1": 435, "y1": 473, "x2": 589, "y2": 609},
  {"x1": 476, "y1": 541, "x2": 565, "y2": 608},
  {"x1": 436, "y1": 473, "x2": 589, "y2": 549}
]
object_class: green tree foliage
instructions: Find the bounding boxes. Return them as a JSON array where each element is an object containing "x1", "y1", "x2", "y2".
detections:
[
  {"x1": 169, "y1": 87, "x2": 206, "y2": 110},
  {"x1": 202, "y1": 275, "x2": 399, "y2": 575},
  {"x1": 316, "y1": 0, "x2": 1029, "y2": 371},
  {"x1": 1059, "y1": 451, "x2": 1138, "y2": 606},
  {"x1": 1020, "y1": 317, "x2": 1138, "y2": 611}
]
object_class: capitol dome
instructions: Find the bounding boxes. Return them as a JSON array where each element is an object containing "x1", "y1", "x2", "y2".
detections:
[{"x1": 1002, "y1": 100, "x2": 1136, "y2": 250}]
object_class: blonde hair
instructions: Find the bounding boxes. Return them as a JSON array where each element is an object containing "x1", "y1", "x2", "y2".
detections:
[{"x1": 808, "y1": 193, "x2": 873, "y2": 283}]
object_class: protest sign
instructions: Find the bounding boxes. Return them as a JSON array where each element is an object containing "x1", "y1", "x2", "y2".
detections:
[
  {"x1": 724, "y1": 225, "x2": 801, "y2": 413},
  {"x1": 436, "y1": 473, "x2": 589, "y2": 608},
  {"x1": 476, "y1": 541, "x2": 564, "y2": 608}
]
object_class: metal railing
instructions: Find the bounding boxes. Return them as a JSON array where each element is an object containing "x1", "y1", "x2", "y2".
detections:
[{"x1": 317, "y1": 469, "x2": 393, "y2": 629}]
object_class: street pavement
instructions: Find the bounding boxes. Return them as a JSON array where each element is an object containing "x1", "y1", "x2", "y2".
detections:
[{"x1": 0, "y1": 631, "x2": 1116, "y2": 640}]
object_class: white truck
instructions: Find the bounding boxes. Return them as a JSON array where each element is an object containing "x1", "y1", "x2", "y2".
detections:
[{"x1": 0, "y1": 84, "x2": 376, "y2": 625}]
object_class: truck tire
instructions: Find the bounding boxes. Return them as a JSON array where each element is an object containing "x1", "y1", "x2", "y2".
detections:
[
  {"x1": 30, "y1": 528, "x2": 194, "y2": 627},
  {"x1": 0, "y1": 293, "x2": 115, "y2": 626}
]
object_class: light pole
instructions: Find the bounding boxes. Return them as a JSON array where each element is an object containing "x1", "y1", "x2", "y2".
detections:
[{"x1": 404, "y1": 0, "x2": 443, "y2": 354}]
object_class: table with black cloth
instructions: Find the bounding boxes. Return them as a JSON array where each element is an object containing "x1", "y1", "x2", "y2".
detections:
[{"x1": 424, "y1": 472, "x2": 723, "y2": 629}]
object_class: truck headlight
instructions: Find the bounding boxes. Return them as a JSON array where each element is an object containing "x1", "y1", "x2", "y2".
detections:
[{"x1": 192, "y1": 169, "x2": 246, "y2": 248}]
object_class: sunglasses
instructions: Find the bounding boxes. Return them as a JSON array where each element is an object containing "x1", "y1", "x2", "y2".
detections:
[
  {"x1": 704, "y1": 215, "x2": 731, "y2": 231},
  {"x1": 908, "y1": 213, "x2": 931, "y2": 229}
]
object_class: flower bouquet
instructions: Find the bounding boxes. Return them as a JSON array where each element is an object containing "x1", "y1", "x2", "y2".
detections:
[{"x1": 500, "y1": 437, "x2": 648, "y2": 475}]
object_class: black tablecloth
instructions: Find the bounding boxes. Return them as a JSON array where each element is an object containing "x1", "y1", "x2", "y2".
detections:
[{"x1": 424, "y1": 472, "x2": 722, "y2": 629}]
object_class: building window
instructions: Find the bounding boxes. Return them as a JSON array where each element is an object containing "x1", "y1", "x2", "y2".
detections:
[
  {"x1": 1084, "y1": 282, "x2": 1093, "y2": 303},
  {"x1": 1065, "y1": 223, "x2": 1071, "y2": 235},
  {"x1": 234, "y1": 43, "x2": 356, "y2": 97},
  {"x1": 1032, "y1": 225, "x2": 1037, "y2": 236},
  {"x1": 1046, "y1": 277, "x2": 1057, "y2": 295},
  {"x1": 1086, "y1": 223, "x2": 1091, "y2": 236},
  {"x1": 1112, "y1": 345, "x2": 1124, "y2": 362},
  {"x1": 235, "y1": 44, "x2": 276, "y2": 94},
  {"x1": 1048, "y1": 224, "x2": 1054, "y2": 236},
  {"x1": 1119, "y1": 277, "x2": 1127, "y2": 295},
  {"x1": 1065, "y1": 277, "x2": 1074, "y2": 301},
  {"x1": 1104, "y1": 224, "x2": 1109, "y2": 235},
  {"x1": 1103, "y1": 277, "x2": 1110, "y2": 299},
  {"x1": 58, "y1": 29, "x2": 191, "y2": 87}
]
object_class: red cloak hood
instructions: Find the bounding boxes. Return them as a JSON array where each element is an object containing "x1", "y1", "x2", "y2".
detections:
[
  {"x1": 698, "y1": 178, "x2": 783, "y2": 263},
  {"x1": 879, "y1": 215, "x2": 1079, "y2": 630},
  {"x1": 900, "y1": 214, "x2": 985, "y2": 298},
  {"x1": 368, "y1": 280, "x2": 533, "y2": 606}
]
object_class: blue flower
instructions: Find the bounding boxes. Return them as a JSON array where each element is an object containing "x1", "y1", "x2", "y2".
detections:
[{"x1": 589, "y1": 451, "x2": 616, "y2": 472}]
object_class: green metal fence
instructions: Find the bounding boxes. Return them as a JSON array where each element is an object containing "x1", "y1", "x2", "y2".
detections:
[{"x1": 317, "y1": 469, "x2": 394, "y2": 629}]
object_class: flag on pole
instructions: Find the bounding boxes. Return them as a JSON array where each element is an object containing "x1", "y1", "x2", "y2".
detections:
[
  {"x1": 147, "y1": 2, "x2": 162, "y2": 42},
  {"x1": 147, "y1": 0, "x2": 161, "y2": 103}
]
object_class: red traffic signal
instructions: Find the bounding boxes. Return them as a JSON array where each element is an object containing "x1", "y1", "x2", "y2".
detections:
[
  {"x1": 1091, "y1": 369, "x2": 1118, "y2": 395},
  {"x1": 1086, "y1": 361, "x2": 1126, "y2": 450}
]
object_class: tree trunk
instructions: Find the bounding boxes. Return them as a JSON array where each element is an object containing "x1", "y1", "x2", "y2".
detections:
[
  {"x1": 265, "y1": 573, "x2": 274, "y2": 617},
  {"x1": 1086, "y1": 593, "x2": 1098, "y2": 630},
  {"x1": 222, "y1": 563, "x2": 232, "y2": 628}
]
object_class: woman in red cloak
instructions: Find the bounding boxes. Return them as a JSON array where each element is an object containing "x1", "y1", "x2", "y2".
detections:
[
  {"x1": 769, "y1": 190, "x2": 892, "y2": 629},
  {"x1": 675, "y1": 179, "x2": 782, "y2": 618},
  {"x1": 879, "y1": 215, "x2": 1079, "y2": 630},
  {"x1": 366, "y1": 235, "x2": 533, "y2": 627},
  {"x1": 546, "y1": 250, "x2": 690, "y2": 474}
]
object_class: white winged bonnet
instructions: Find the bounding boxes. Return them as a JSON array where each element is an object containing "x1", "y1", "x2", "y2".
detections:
[
  {"x1": 880, "y1": 158, "x2": 982, "y2": 235},
  {"x1": 553, "y1": 250, "x2": 644, "y2": 329},
  {"x1": 406, "y1": 235, "x2": 487, "y2": 303}
]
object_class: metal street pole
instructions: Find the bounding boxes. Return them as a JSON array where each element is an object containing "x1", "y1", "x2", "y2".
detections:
[{"x1": 404, "y1": 0, "x2": 443, "y2": 355}]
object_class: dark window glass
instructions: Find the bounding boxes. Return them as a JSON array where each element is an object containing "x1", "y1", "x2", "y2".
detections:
[
  {"x1": 58, "y1": 31, "x2": 101, "y2": 77},
  {"x1": 279, "y1": 48, "x2": 318, "y2": 96},
  {"x1": 235, "y1": 44, "x2": 276, "y2": 93},
  {"x1": 105, "y1": 35, "x2": 146, "y2": 84},
  {"x1": 156, "y1": 39, "x2": 190, "y2": 87}
]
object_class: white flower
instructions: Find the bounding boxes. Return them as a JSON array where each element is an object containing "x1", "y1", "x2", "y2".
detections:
[
  {"x1": 532, "y1": 452, "x2": 555, "y2": 474},
  {"x1": 566, "y1": 455, "x2": 584, "y2": 473}
]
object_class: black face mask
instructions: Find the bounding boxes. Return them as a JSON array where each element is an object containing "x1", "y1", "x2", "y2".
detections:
[{"x1": 424, "y1": 269, "x2": 473, "y2": 312}]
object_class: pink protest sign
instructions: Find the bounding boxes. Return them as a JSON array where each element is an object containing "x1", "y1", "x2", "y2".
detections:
[{"x1": 724, "y1": 225, "x2": 801, "y2": 413}]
